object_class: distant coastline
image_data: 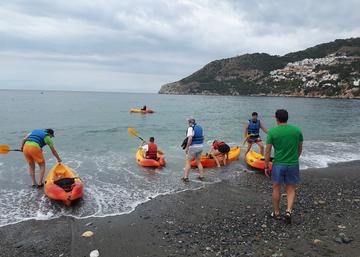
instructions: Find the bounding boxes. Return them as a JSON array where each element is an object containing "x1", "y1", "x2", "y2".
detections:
[{"x1": 159, "y1": 37, "x2": 360, "y2": 99}]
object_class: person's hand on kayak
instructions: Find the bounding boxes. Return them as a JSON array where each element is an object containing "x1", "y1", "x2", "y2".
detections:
[
  {"x1": 57, "y1": 158, "x2": 62, "y2": 163},
  {"x1": 264, "y1": 168, "x2": 270, "y2": 178}
]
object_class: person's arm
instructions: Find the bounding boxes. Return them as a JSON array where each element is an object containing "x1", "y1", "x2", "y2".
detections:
[
  {"x1": 298, "y1": 141, "x2": 303, "y2": 157},
  {"x1": 264, "y1": 144, "x2": 272, "y2": 177},
  {"x1": 244, "y1": 122, "x2": 249, "y2": 138},
  {"x1": 185, "y1": 136, "x2": 192, "y2": 154},
  {"x1": 49, "y1": 146, "x2": 62, "y2": 163},
  {"x1": 260, "y1": 121, "x2": 268, "y2": 134},
  {"x1": 20, "y1": 133, "x2": 31, "y2": 151}
]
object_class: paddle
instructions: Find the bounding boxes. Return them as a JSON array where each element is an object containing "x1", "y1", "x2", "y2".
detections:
[
  {"x1": 241, "y1": 134, "x2": 256, "y2": 145},
  {"x1": 127, "y1": 128, "x2": 145, "y2": 142},
  {"x1": 0, "y1": 145, "x2": 22, "y2": 154}
]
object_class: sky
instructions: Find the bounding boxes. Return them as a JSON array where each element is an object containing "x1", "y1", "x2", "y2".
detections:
[{"x1": 0, "y1": 0, "x2": 359, "y2": 92}]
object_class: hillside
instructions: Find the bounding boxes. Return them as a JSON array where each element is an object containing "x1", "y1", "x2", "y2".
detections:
[{"x1": 159, "y1": 38, "x2": 360, "y2": 98}]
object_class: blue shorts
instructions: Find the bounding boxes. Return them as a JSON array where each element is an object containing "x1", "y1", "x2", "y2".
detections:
[{"x1": 271, "y1": 164, "x2": 300, "y2": 184}]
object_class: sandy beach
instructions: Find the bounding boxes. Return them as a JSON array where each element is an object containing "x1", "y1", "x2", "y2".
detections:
[{"x1": 1, "y1": 161, "x2": 359, "y2": 257}]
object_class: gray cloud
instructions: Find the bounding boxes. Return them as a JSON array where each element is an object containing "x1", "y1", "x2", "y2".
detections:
[{"x1": 0, "y1": 0, "x2": 359, "y2": 92}]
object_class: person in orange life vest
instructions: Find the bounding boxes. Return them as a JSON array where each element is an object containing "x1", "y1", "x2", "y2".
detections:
[
  {"x1": 244, "y1": 112, "x2": 268, "y2": 156},
  {"x1": 141, "y1": 137, "x2": 158, "y2": 160},
  {"x1": 209, "y1": 140, "x2": 230, "y2": 167}
]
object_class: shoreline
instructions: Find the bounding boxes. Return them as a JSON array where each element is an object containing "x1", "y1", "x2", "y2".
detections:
[{"x1": 1, "y1": 160, "x2": 360, "y2": 257}]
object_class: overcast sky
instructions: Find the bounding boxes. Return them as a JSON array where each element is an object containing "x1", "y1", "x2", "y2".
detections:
[{"x1": 0, "y1": 0, "x2": 359, "y2": 92}]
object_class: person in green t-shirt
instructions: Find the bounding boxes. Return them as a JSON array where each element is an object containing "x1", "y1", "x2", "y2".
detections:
[
  {"x1": 264, "y1": 109, "x2": 303, "y2": 224},
  {"x1": 21, "y1": 129, "x2": 62, "y2": 188}
]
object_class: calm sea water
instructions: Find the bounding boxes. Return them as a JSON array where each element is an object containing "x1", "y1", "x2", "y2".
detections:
[{"x1": 1, "y1": 90, "x2": 360, "y2": 226}]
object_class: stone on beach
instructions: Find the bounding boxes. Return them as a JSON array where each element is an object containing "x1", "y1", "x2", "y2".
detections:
[
  {"x1": 90, "y1": 249, "x2": 100, "y2": 257},
  {"x1": 82, "y1": 231, "x2": 94, "y2": 237}
]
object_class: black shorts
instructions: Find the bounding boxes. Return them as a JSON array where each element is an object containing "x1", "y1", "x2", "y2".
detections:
[{"x1": 218, "y1": 144, "x2": 230, "y2": 154}]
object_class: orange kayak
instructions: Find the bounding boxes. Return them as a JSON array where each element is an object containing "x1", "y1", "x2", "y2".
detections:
[
  {"x1": 136, "y1": 148, "x2": 165, "y2": 168},
  {"x1": 130, "y1": 108, "x2": 154, "y2": 113},
  {"x1": 191, "y1": 146, "x2": 241, "y2": 168},
  {"x1": 44, "y1": 163, "x2": 84, "y2": 206},
  {"x1": 245, "y1": 150, "x2": 273, "y2": 171}
]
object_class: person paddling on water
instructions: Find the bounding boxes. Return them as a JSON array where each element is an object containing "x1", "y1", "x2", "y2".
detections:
[
  {"x1": 209, "y1": 140, "x2": 230, "y2": 167},
  {"x1": 141, "y1": 137, "x2": 158, "y2": 160},
  {"x1": 182, "y1": 117, "x2": 205, "y2": 182},
  {"x1": 244, "y1": 112, "x2": 268, "y2": 155},
  {"x1": 141, "y1": 105, "x2": 147, "y2": 111},
  {"x1": 21, "y1": 129, "x2": 62, "y2": 188}
]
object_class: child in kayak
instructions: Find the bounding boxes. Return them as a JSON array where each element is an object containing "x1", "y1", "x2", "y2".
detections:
[{"x1": 209, "y1": 140, "x2": 230, "y2": 167}]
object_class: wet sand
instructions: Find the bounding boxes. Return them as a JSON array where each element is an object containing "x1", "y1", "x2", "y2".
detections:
[{"x1": 1, "y1": 161, "x2": 359, "y2": 257}]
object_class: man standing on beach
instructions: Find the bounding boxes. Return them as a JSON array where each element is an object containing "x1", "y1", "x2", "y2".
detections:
[
  {"x1": 265, "y1": 109, "x2": 303, "y2": 224},
  {"x1": 182, "y1": 117, "x2": 205, "y2": 182},
  {"x1": 244, "y1": 112, "x2": 268, "y2": 156},
  {"x1": 21, "y1": 129, "x2": 62, "y2": 188}
]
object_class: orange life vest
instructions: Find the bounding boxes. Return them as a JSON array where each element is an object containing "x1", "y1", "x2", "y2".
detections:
[{"x1": 146, "y1": 143, "x2": 158, "y2": 159}]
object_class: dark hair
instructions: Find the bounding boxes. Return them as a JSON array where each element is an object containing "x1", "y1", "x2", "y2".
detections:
[
  {"x1": 45, "y1": 128, "x2": 54, "y2": 136},
  {"x1": 149, "y1": 137, "x2": 155, "y2": 142},
  {"x1": 252, "y1": 112, "x2": 258, "y2": 116},
  {"x1": 275, "y1": 109, "x2": 288, "y2": 122}
]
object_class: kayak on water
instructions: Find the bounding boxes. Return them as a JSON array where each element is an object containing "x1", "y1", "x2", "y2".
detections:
[
  {"x1": 130, "y1": 109, "x2": 155, "y2": 113},
  {"x1": 136, "y1": 148, "x2": 165, "y2": 168},
  {"x1": 191, "y1": 146, "x2": 241, "y2": 168},
  {"x1": 44, "y1": 163, "x2": 84, "y2": 206},
  {"x1": 245, "y1": 150, "x2": 273, "y2": 171}
]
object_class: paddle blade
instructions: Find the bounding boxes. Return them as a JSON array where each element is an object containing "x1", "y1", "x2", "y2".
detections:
[
  {"x1": 127, "y1": 127, "x2": 138, "y2": 138},
  {"x1": 0, "y1": 145, "x2": 11, "y2": 154}
]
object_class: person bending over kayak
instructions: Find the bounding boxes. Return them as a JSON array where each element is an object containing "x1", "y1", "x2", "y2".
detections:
[
  {"x1": 21, "y1": 129, "x2": 62, "y2": 188},
  {"x1": 244, "y1": 112, "x2": 268, "y2": 156},
  {"x1": 182, "y1": 117, "x2": 205, "y2": 182},
  {"x1": 209, "y1": 140, "x2": 230, "y2": 167},
  {"x1": 141, "y1": 137, "x2": 158, "y2": 160}
]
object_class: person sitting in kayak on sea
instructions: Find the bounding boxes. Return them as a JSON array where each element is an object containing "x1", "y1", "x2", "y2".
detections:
[
  {"x1": 208, "y1": 140, "x2": 230, "y2": 167},
  {"x1": 141, "y1": 105, "x2": 147, "y2": 111},
  {"x1": 244, "y1": 112, "x2": 268, "y2": 156},
  {"x1": 20, "y1": 129, "x2": 62, "y2": 188},
  {"x1": 141, "y1": 137, "x2": 158, "y2": 160},
  {"x1": 182, "y1": 117, "x2": 205, "y2": 182}
]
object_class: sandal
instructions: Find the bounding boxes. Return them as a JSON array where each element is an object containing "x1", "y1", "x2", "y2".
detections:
[
  {"x1": 269, "y1": 211, "x2": 281, "y2": 220},
  {"x1": 31, "y1": 184, "x2": 37, "y2": 188},
  {"x1": 37, "y1": 183, "x2": 44, "y2": 188},
  {"x1": 285, "y1": 210, "x2": 292, "y2": 224},
  {"x1": 197, "y1": 176, "x2": 205, "y2": 181},
  {"x1": 181, "y1": 177, "x2": 190, "y2": 183}
]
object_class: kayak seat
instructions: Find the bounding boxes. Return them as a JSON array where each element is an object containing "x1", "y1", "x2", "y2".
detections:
[{"x1": 54, "y1": 178, "x2": 75, "y2": 192}]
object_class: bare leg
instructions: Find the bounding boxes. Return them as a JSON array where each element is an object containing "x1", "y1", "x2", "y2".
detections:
[
  {"x1": 38, "y1": 162, "x2": 46, "y2": 185},
  {"x1": 183, "y1": 159, "x2": 191, "y2": 179},
  {"x1": 28, "y1": 163, "x2": 36, "y2": 186},
  {"x1": 223, "y1": 153, "x2": 228, "y2": 165},
  {"x1": 245, "y1": 143, "x2": 252, "y2": 157},
  {"x1": 257, "y1": 141, "x2": 265, "y2": 156},
  {"x1": 272, "y1": 183, "x2": 281, "y2": 214},
  {"x1": 196, "y1": 159, "x2": 204, "y2": 178},
  {"x1": 285, "y1": 184, "x2": 296, "y2": 212}
]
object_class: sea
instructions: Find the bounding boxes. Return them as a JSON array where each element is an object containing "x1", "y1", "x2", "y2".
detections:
[{"x1": 1, "y1": 90, "x2": 360, "y2": 226}]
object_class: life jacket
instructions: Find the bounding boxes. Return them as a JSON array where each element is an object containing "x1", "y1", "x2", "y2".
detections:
[
  {"x1": 248, "y1": 119, "x2": 260, "y2": 136},
  {"x1": 191, "y1": 124, "x2": 204, "y2": 145},
  {"x1": 26, "y1": 130, "x2": 48, "y2": 148},
  {"x1": 213, "y1": 141, "x2": 225, "y2": 150},
  {"x1": 146, "y1": 143, "x2": 158, "y2": 159}
]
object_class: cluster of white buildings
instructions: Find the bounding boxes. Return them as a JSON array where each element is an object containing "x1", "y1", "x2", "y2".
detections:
[{"x1": 269, "y1": 54, "x2": 358, "y2": 88}]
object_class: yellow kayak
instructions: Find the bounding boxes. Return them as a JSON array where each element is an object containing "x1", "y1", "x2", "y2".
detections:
[
  {"x1": 130, "y1": 108, "x2": 154, "y2": 113},
  {"x1": 245, "y1": 150, "x2": 273, "y2": 171},
  {"x1": 136, "y1": 148, "x2": 165, "y2": 168}
]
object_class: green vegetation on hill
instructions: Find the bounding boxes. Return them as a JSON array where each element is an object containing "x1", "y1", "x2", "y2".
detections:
[{"x1": 159, "y1": 37, "x2": 360, "y2": 98}]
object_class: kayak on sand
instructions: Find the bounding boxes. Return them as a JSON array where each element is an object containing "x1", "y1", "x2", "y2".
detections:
[
  {"x1": 245, "y1": 150, "x2": 273, "y2": 171},
  {"x1": 44, "y1": 163, "x2": 84, "y2": 206},
  {"x1": 130, "y1": 109, "x2": 154, "y2": 114},
  {"x1": 191, "y1": 146, "x2": 241, "y2": 168},
  {"x1": 136, "y1": 148, "x2": 165, "y2": 168}
]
